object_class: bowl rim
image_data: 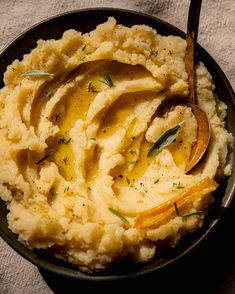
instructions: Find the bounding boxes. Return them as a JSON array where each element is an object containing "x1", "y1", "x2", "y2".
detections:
[{"x1": 0, "y1": 7, "x2": 234, "y2": 281}]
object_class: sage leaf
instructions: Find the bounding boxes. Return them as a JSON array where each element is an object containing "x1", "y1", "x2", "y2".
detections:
[
  {"x1": 23, "y1": 70, "x2": 54, "y2": 78},
  {"x1": 147, "y1": 123, "x2": 181, "y2": 157}
]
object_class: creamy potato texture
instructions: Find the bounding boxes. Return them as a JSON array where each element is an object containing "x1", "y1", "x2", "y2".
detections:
[{"x1": 0, "y1": 17, "x2": 233, "y2": 271}]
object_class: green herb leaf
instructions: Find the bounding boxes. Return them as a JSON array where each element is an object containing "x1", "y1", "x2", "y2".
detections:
[
  {"x1": 99, "y1": 69, "x2": 113, "y2": 88},
  {"x1": 173, "y1": 182, "x2": 185, "y2": 189},
  {"x1": 37, "y1": 150, "x2": 54, "y2": 165},
  {"x1": 46, "y1": 90, "x2": 54, "y2": 99},
  {"x1": 182, "y1": 210, "x2": 204, "y2": 217},
  {"x1": 129, "y1": 150, "x2": 137, "y2": 155},
  {"x1": 126, "y1": 177, "x2": 130, "y2": 185},
  {"x1": 174, "y1": 202, "x2": 180, "y2": 216},
  {"x1": 147, "y1": 124, "x2": 182, "y2": 157},
  {"x1": 64, "y1": 186, "x2": 70, "y2": 193},
  {"x1": 50, "y1": 188, "x2": 58, "y2": 198},
  {"x1": 61, "y1": 156, "x2": 69, "y2": 164},
  {"x1": 23, "y1": 70, "x2": 54, "y2": 78},
  {"x1": 53, "y1": 114, "x2": 60, "y2": 121},
  {"x1": 82, "y1": 44, "x2": 87, "y2": 51},
  {"x1": 150, "y1": 49, "x2": 159, "y2": 57},
  {"x1": 154, "y1": 178, "x2": 160, "y2": 184},
  {"x1": 109, "y1": 208, "x2": 130, "y2": 224},
  {"x1": 58, "y1": 137, "x2": 71, "y2": 145},
  {"x1": 88, "y1": 81, "x2": 99, "y2": 93}
]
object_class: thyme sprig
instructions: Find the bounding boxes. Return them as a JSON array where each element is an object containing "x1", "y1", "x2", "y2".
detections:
[
  {"x1": 46, "y1": 90, "x2": 54, "y2": 99},
  {"x1": 173, "y1": 182, "x2": 185, "y2": 189},
  {"x1": 58, "y1": 137, "x2": 71, "y2": 145},
  {"x1": 88, "y1": 81, "x2": 99, "y2": 93},
  {"x1": 61, "y1": 156, "x2": 69, "y2": 164},
  {"x1": 109, "y1": 208, "x2": 130, "y2": 224},
  {"x1": 99, "y1": 69, "x2": 113, "y2": 88},
  {"x1": 150, "y1": 49, "x2": 159, "y2": 57},
  {"x1": 64, "y1": 186, "x2": 70, "y2": 193},
  {"x1": 182, "y1": 210, "x2": 204, "y2": 217},
  {"x1": 174, "y1": 203, "x2": 203, "y2": 218},
  {"x1": 82, "y1": 44, "x2": 87, "y2": 51},
  {"x1": 174, "y1": 202, "x2": 180, "y2": 216},
  {"x1": 36, "y1": 150, "x2": 54, "y2": 165}
]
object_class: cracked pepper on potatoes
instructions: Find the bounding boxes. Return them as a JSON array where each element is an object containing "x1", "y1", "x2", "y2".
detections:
[{"x1": 0, "y1": 17, "x2": 233, "y2": 271}]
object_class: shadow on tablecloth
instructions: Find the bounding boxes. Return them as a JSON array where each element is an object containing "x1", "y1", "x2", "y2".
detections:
[{"x1": 39, "y1": 200, "x2": 235, "y2": 294}]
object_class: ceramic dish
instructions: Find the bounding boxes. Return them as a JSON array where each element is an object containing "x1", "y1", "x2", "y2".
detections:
[{"x1": 0, "y1": 8, "x2": 234, "y2": 281}]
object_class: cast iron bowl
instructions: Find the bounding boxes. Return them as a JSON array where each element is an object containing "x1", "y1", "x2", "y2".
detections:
[{"x1": 0, "y1": 8, "x2": 234, "y2": 281}]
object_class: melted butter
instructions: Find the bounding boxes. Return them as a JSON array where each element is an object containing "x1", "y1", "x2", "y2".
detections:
[
  {"x1": 47, "y1": 61, "x2": 156, "y2": 182},
  {"x1": 168, "y1": 140, "x2": 191, "y2": 170},
  {"x1": 86, "y1": 146, "x2": 101, "y2": 185},
  {"x1": 52, "y1": 141, "x2": 75, "y2": 181},
  {"x1": 50, "y1": 65, "x2": 99, "y2": 180},
  {"x1": 126, "y1": 138, "x2": 152, "y2": 181},
  {"x1": 112, "y1": 137, "x2": 152, "y2": 190},
  {"x1": 97, "y1": 91, "x2": 156, "y2": 189},
  {"x1": 95, "y1": 62, "x2": 156, "y2": 188},
  {"x1": 98, "y1": 91, "x2": 155, "y2": 140},
  {"x1": 106, "y1": 61, "x2": 151, "y2": 83}
]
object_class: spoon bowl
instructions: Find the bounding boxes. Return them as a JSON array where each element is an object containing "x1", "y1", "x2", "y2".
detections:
[{"x1": 155, "y1": 0, "x2": 210, "y2": 173}]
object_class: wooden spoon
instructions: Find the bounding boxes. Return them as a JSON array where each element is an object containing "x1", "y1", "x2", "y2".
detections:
[{"x1": 155, "y1": 0, "x2": 210, "y2": 173}]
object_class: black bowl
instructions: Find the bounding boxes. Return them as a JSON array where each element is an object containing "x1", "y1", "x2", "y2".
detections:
[{"x1": 0, "y1": 8, "x2": 234, "y2": 281}]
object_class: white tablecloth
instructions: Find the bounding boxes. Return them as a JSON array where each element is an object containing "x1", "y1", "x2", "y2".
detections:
[{"x1": 0, "y1": 1, "x2": 234, "y2": 293}]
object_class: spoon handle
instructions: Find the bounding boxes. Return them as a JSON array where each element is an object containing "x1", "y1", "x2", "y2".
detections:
[{"x1": 185, "y1": 0, "x2": 202, "y2": 104}]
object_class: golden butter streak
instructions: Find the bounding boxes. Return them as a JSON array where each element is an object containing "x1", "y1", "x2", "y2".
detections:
[
  {"x1": 134, "y1": 177, "x2": 218, "y2": 229},
  {"x1": 51, "y1": 78, "x2": 97, "y2": 180}
]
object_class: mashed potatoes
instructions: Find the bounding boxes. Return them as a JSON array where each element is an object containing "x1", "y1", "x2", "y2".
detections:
[{"x1": 0, "y1": 17, "x2": 233, "y2": 271}]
